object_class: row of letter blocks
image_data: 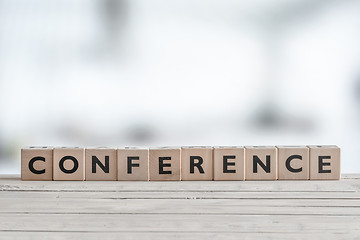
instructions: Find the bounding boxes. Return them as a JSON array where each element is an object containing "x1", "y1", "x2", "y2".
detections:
[{"x1": 21, "y1": 145, "x2": 341, "y2": 181}]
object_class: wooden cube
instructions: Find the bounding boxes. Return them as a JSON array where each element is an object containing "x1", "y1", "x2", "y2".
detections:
[
  {"x1": 245, "y1": 146, "x2": 277, "y2": 180},
  {"x1": 277, "y1": 146, "x2": 309, "y2": 180},
  {"x1": 21, "y1": 147, "x2": 53, "y2": 181},
  {"x1": 118, "y1": 147, "x2": 149, "y2": 181},
  {"x1": 53, "y1": 147, "x2": 85, "y2": 181},
  {"x1": 85, "y1": 148, "x2": 117, "y2": 181},
  {"x1": 181, "y1": 146, "x2": 213, "y2": 181},
  {"x1": 308, "y1": 145, "x2": 341, "y2": 180},
  {"x1": 149, "y1": 147, "x2": 180, "y2": 181},
  {"x1": 213, "y1": 146, "x2": 245, "y2": 181}
]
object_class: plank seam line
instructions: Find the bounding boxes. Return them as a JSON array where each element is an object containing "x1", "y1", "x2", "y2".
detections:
[{"x1": 1, "y1": 212, "x2": 360, "y2": 216}]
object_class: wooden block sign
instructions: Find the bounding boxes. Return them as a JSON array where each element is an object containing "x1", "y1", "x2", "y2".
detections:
[
  {"x1": 213, "y1": 146, "x2": 245, "y2": 181},
  {"x1": 245, "y1": 146, "x2": 277, "y2": 180},
  {"x1": 53, "y1": 147, "x2": 85, "y2": 181},
  {"x1": 309, "y1": 145, "x2": 341, "y2": 180},
  {"x1": 181, "y1": 146, "x2": 213, "y2": 181},
  {"x1": 118, "y1": 147, "x2": 149, "y2": 181},
  {"x1": 149, "y1": 147, "x2": 181, "y2": 181},
  {"x1": 21, "y1": 146, "x2": 53, "y2": 181},
  {"x1": 85, "y1": 148, "x2": 117, "y2": 181},
  {"x1": 277, "y1": 146, "x2": 309, "y2": 180},
  {"x1": 21, "y1": 145, "x2": 341, "y2": 181}
]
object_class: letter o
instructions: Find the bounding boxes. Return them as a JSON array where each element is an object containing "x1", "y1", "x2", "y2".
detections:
[{"x1": 59, "y1": 156, "x2": 79, "y2": 174}]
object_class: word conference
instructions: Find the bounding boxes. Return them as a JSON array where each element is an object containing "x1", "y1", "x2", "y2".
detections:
[{"x1": 21, "y1": 145, "x2": 341, "y2": 181}]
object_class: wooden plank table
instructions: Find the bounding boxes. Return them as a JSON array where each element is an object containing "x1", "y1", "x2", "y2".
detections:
[{"x1": 0, "y1": 174, "x2": 359, "y2": 239}]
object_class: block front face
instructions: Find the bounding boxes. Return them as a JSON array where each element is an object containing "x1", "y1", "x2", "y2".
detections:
[
  {"x1": 149, "y1": 148, "x2": 180, "y2": 181},
  {"x1": 213, "y1": 147, "x2": 245, "y2": 181},
  {"x1": 53, "y1": 148, "x2": 85, "y2": 181},
  {"x1": 85, "y1": 148, "x2": 117, "y2": 181},
  {"x1": 21, "y1": 147, "x2": 53, "y2": 181},
  {"x1": 245, "y1": 146, "x2": 277, "y2": 180},
  {"x1": 277, "y1": 146, "x2": 309, "y2": 180},
  {"x1": 118, "y1": 148, "x2": 149, "y2": 181},
  {"x1": 181, "y1": 147, "x2": 213, "y2": 181},
  {"x1": 309, "y1": 145, "x2": 341, "y2": 180}
]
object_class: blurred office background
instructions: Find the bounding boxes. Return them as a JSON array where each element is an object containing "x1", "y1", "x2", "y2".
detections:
[{"x1": 0, "y1": 0, "x2": 360, "y2": 173}]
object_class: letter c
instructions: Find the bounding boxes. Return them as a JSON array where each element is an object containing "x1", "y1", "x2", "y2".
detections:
[
  {"x1": 29, "y1": 156, "x2": 46, "y2": 174},
  {"x1": 285, "y1": 155, "x2": 302, "y2": 173}
]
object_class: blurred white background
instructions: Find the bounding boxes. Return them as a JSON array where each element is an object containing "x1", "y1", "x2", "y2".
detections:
[{"x1": 1, "y1": 0, "x2": 360, "y2": 173}]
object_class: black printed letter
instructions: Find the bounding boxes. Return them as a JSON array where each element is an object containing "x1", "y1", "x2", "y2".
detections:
[
  {"x1": 285, "y1": 155, "x2": 302, "y2": 173},
  {"x1": 127, "y1": 156, "x2": 140, "y2": 174},
  {"x1": 190, "y1": 156, "x2": 204, "y2": 174},
  {"x1": 253, "y1": 155, "x2": 270, "y2": 173},
  {"x1": 318, "y1": 156, "x2": 331, "y2": 173},
  {"x1": 223, "y1": 155, "x2": 236, "y2": 173},
  {"x1": 92, "y1": 156, "x2": 109, "y2": 173},
  {"x1": 159, "y1": 157, "x2": 172, "y2": 174},
  {"x1": 59, "y1": 156, "x2": 79, "y2": 174},
  {"x1": 29, "y1": 156, "x2": 46, "y2": 174}
]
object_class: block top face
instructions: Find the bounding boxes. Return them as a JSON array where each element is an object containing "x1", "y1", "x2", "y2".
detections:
[
  {"x1": 24, "y1": 146, "x2": 53, "y2": 150},
  {"x1": 56, "y1": 147, "x2": 82, "y2": 150},
  {"x1": 245, "y1": 146, "x2": 276, "y2": 149},
  {"x1": 85, "y1": 147, "x2": 116, "y2": 152},
  {"x1": 150, "y1": 147, "x2": 181, "y2": 150},
  {"x1": 276, "y1": 145, "x2": 307, "y2": 148},
  {"x1": 181, "y1": 146, "x2": 213, "y2": 149},
  {"x1": 214, "y1": 146, "x2": 243, "y2": 149},
  {"x1": 86, "y1": 147, "x2": 114, "y2": 150},
  {"x1": 119, "y1": 147, "x2": 148, "y2": 150},
  {"x1": 307, "y1": 145, "x2": 339, "y2": 149}
]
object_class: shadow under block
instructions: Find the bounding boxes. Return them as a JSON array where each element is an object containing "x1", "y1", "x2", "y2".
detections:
[
  {"x1": 21, "y1": 147, "x2": 53, "y2": 181},
  {"x1": 309, "y1": 145, "x2": 341, "y2": 180},
  {"x1": 213, "y1": 146, "x2": 245, "y2": 181},
  {"x1": 181, "y1": 147, "x2": 213, "y2": 181},
  {"x1": 85, "y1": 148, "x2": 117, "y2": 181},
  {"x1": 53, "y1": 148, "x2": 85, "y2": 181},
  {"x1": 245, "y1": 146, "x2": 277, "y2": 180},
  {"x1": 149, "y1": 147, "x2": 180, "y2": 181},
  {"x1": 118, "y1": 148, "x2": 149, "y2": 181},
  {"x1": 277, "y1": 146, "x2": 309, "y2": 180}
]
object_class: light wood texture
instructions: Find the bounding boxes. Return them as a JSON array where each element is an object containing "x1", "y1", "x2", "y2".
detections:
[
  {"x1": 245, "y1": 146, "x2": 277, "y2": 180},
  {"x1": 213, "y1": 146, "x2": 245, "y2": 181},
  {"x1": 118, "y1": 148, "x2": 149, "y2": 181},
  {"x1": 21, "y1": 147, "x2": 53, "y2": 181},
  {"x1": 277, "y1": 146, "x2": 309, "y2": 180},
  {"x1": 85, "y1": 148, "x2": 117, "y2": 181},
  {"x1": 149, "y1": 147, "x2": 180, "y2": 181},
  {"x1": 0, "y1": 174, "x2": 359, "y2": 239},
  {"x1": 53, "y1": 148, "x2": 85, "y2": 181},
  {"x1": 181, "y1": 147, "x2": 213, "y2": 181},
  {"x1": 309, "y1": 145, "x2": 341, "y2": 180}
]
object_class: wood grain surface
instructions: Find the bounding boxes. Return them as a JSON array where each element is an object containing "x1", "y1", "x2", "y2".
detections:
[{"x1": 0, "y1": 174, "x2": 359, "y2": 239}]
